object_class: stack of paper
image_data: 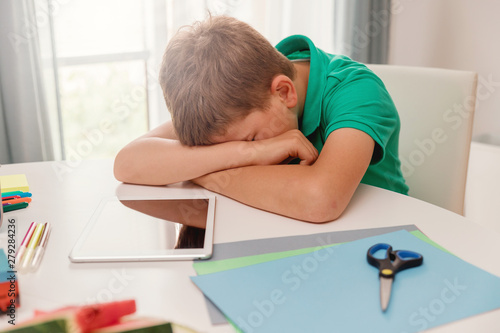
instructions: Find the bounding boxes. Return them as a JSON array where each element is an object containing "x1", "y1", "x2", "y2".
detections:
[{"x1": 191, "y1": 227, "x2": 500, "y2": 332}]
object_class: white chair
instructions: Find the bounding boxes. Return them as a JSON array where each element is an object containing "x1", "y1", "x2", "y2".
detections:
[{"x1": 367, "y1": 64, "x2": 478, "y2": 215}]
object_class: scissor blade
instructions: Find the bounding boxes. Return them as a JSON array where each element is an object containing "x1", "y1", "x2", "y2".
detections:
[{"x1": 380, "y1": 276, "x2": 393, "y2": 312}]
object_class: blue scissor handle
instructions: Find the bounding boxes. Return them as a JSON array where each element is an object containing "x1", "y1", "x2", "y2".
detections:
[{"x1": 367, "y1": 243, "x2": 423, "y2": 278}]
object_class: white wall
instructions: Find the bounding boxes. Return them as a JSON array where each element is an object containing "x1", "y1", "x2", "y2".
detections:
[{"x1": 389, "y1": 0, "x2": 500, "y2": 145}]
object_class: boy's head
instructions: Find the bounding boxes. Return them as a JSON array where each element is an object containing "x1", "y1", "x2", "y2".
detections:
[{"x1": 159, "y1": 16, "x2": 296, "y2": 146}]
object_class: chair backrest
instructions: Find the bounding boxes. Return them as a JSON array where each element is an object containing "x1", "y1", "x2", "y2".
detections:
[{"x1": 367, "y1": 64, "x2": 478, "y2": 215}]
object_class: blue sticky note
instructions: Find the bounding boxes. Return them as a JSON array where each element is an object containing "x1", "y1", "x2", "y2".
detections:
[
  {"x1": 0, "y1": 249, "x2": 13, "y2": 283},
  {"x1": 191, "y1": 230, "x2": 500, "y2": 333}
]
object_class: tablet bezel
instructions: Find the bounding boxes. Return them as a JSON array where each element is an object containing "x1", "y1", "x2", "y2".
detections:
[{"x1": 69, "y1": 194, "x2": 216, "y2": 262}]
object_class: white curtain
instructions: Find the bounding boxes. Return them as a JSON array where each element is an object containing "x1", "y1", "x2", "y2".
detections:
[
  {"x1": 0, "y1": 0, "x2": 54, "y2": 164},
  {"x1": 0, "y1": 89, "x2": 9, "y2": 162},
  {"x1": 333, "y1": 0, "x2": 392, "y2": 64},
  {"x1": 167, "y1": 0, "x2": 336, "y2": 52}
]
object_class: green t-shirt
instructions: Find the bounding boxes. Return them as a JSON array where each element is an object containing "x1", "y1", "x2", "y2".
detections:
[{"x1": 276, "y1": 35, "x2": 409, "y2": 195}]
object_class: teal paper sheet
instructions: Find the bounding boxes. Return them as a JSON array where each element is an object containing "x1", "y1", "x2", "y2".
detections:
[{"x1": 191, "y1": 230, "x2": 500, "y2": 333}]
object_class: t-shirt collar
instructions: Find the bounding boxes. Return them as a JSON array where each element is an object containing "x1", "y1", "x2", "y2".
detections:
[{"x1": 276, "y1": 35, "x2": 324, "y2": 137}]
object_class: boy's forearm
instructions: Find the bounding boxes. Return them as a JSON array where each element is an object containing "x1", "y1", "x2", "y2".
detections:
[
  {"x1": 114, "y1": 138, "x2": 256, "y2": 185},
  {"x1": 194, "y1": 128, "x2": 374, "y2": 223},
  {"x1": 114, "y1": 129, "x2": 318, "y2": 186},
  {"x1": 193, "y1": 164, "x2": 349, "y2": 223}
]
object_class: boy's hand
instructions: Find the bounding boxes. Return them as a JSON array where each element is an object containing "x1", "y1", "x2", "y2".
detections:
[{"x1": 243, "y1": 129, "x2": 318, "y2": 166}]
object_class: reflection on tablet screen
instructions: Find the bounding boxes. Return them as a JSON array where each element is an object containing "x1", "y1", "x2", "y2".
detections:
[
  {"x1": 120, "y1": 199, "x2": 207, "y2": 249},
  {"x1": 77, "y1": 198, "x2": 209, "y2": 256}
]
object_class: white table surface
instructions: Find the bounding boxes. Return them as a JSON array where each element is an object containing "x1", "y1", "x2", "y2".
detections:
[{"x1": 0, "y1": 159, "x2": 499, "y2": 332}]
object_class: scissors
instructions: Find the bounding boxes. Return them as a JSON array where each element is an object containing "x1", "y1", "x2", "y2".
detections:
[{"x1": 367, "y1": 243, "x2": 423, "y2": 312}]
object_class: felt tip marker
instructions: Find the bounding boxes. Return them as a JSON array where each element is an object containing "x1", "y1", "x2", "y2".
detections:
[
  {"x1": 2, "y1": 195, "x2": 21, "y2": 201},
  {"x1": 20, "y1": 223, "x2": 45, "y2": 272},
  {"x1": 16, "y1": 222, "x2": 36, "y2": 265},
  {"x1": 3, "y1": 202, "x2": 29, "y2": 212},
  {"x1": 31, "y1": 222, "x2": 51, "y2": 271},
  {"x1": 1, "y1": 191, "x2": 23, "y2": 198},
  {"x1": 3, "y1": 197, "x2": 31, "y2": 205}
]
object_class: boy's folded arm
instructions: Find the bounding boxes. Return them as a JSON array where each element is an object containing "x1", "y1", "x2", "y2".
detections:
[
  {"x1": 114, "y1": 124, "x2": 318, "y2": 185},
  {"x1": 113, "y1": 121, "x2": 255, "y2": 185},
  {"x1": 193, "y1": 128, "x2": 374, "y2": 223}
]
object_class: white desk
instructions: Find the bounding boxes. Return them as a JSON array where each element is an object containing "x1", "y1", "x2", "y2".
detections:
[{"x1": 1, "y1": 159, "x2": 499, "y2": 332}]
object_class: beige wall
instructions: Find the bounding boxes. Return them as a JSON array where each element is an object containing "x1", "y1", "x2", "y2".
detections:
[{"x1": 389, "y1": 0, "x2": 500, "y2": 144}]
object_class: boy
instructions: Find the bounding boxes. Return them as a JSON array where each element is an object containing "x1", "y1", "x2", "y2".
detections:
[{"x1": 114, "y1": 16, "x2": 408, "y2": 223}]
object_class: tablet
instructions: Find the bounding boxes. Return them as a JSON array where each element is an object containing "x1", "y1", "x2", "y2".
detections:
[{"x1": 69, "y1": 194, "x2": 216, "y2": 262}]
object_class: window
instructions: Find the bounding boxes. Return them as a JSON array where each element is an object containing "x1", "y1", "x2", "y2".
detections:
[
  {"x1": 40, "y1": 0, "x2": 167, "y2": 160},
  {"x1": 37, "y1": 0, "x2": 335, "y2": 161}
]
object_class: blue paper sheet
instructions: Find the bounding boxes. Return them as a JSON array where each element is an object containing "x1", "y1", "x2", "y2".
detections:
[{"x1": 191, "y1": 230, "x2": 500, "y2": 332}]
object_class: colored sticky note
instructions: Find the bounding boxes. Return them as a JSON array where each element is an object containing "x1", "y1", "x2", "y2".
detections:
[
  {"x1": 0, "y1": 174, "x2": 29, "y2": 193},
  {"x1": 0, "y1": 249, "x2": 12, "y2": 283},
  {"x1": 191, "y1": 230, "x2": 500, "y2": 333}
]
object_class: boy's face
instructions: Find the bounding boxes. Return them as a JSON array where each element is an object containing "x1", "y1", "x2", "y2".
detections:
[{"x1": 210, "y1": 97, "x2": 299, "y2": 143}]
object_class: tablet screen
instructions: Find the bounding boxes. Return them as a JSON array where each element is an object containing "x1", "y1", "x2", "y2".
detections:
[{"x1": 69, "y1": 196, "x2": 215, "y2": 262}]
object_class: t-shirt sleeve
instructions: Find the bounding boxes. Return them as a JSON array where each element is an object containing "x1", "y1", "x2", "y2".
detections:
[{"x1": 322, "y1": 68, "x2": 399, "y2": 165}]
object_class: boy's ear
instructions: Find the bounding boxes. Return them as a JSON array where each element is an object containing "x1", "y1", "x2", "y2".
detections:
[{"x1": 270, "y1": 75, "x2": 297, "y2": 108}]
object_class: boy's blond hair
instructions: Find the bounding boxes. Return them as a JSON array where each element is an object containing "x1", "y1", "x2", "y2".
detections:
[{"x1": 159, "y1": 16, "x2": 296, "y2": 146}]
